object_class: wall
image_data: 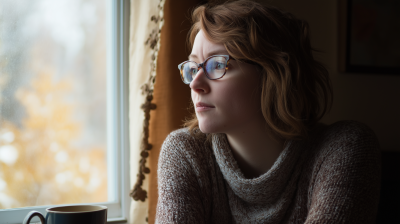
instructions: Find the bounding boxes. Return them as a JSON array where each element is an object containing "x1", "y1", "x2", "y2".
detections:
[{"x1": 265, "y1": 0, "x2": 400, "y2": 151}]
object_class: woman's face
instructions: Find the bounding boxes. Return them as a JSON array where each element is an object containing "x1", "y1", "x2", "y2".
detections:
[{"x1": 190, "y1": 30, "x2": 264, "y2": 134}]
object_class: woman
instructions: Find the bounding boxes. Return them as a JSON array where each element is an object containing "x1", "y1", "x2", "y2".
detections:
[{"x1": 156, "y1": 0, "x2": 381, "y2": 223}]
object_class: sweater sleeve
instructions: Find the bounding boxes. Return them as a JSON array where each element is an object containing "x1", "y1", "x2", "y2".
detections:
[
  {"x1": 305, "y1": 121, "x2": 381, "y2": 224},
  {"x1": 155, "y1": 131, "x2": 207, "y2": 224}
]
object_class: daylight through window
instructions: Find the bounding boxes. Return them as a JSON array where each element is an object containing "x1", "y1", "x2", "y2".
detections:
[{"x1": 0, "y1": 0, "x2": 108, "y2": 209}]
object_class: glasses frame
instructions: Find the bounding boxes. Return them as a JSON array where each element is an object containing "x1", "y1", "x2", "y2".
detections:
[{"x1": 178, "y1": 55, "x2": 232, "y2": 84}]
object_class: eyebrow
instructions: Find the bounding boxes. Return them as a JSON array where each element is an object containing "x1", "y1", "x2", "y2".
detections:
[{"x1": 188, "y1": 50, "x2": 228, "y2": 60}]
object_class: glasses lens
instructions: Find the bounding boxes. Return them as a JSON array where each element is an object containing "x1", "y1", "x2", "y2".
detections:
[
  {"x1": 181, "y1": 61, "x2": 198, "y2": 84},
  {"x1": 205, "y1": 56, "x2": 227, "y2": 79}
]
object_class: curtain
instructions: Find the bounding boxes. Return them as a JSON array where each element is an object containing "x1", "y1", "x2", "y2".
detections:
[
  {"x1": 147, "y1": 1, "x2": 205, "y2": 223},
  {"x1": 129, "y1": 0, "x2": 165, "y2": 223},
  {"x1": 129, "y1": 0, "x2": 205, "y2": 224}
]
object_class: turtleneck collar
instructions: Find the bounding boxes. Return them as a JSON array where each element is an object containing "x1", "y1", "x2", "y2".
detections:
[{"x1": 211, "y1": 133, "x2": 303, "y2": 205}]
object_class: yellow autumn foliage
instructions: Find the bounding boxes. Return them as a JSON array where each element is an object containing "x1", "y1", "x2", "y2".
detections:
[{"x1": 0, "y1": 72, "x2": 107, "y2": 209}]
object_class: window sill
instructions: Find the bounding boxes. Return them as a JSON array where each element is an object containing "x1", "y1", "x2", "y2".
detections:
[{"x1": 108, "y1": 217, "x2": 128, "y2": 224}]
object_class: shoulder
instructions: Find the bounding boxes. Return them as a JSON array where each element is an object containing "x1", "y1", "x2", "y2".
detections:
[
  {"x1": 159, "y1": 128, "x2": 212, "y2": 171},
  {"x1": 323, "y1": 120, "x2": 378, "y2": 141},
  {"x1": 308, "y1": 120, "x2": 381, "y2": 179},
  {"x1": 312, "y1": 120, "x2": 380, "y2": 156},
  {"x1": 304, "y1": 120, "x2": 381, "y2": 180},
  {"x1": 162, "y1": 128, "x2": 206, "y2": 148},
  {"x1": 305, "y1": 121, "x2": 381, "y2": 223},
  {"x1": 161, "y1": 128, "x2": 209, "y2": 156}
]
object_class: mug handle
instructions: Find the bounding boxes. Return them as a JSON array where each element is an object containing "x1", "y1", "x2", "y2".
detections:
[{"x1": 23, "y1": 211, "x2": 46, "y2": 224}]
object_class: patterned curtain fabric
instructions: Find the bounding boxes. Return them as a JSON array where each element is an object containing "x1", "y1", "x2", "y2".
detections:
[
  {"x1": 146, "y1": 0, "x2": 205, "y2": 223},
  {"x1": 129, "y1": 0, "x2": 206, "y2": 223},
  {"x1": 129, "y1": 0, "x2": 165, "y2": 223}
]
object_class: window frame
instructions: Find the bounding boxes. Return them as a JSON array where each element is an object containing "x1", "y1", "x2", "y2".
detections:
[{"x1": 0, "y1": 0, "x2": 131, "y2": 223}]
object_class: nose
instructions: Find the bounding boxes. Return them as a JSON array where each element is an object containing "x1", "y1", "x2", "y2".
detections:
[{"x1": 189, "y1": 67, "x2": 210, "y2": 94}]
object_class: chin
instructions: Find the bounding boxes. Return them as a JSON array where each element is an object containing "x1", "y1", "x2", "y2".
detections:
[
  {"x1": 198, "y1": 125, "x2": 212, "y2": 134},
  {"x1": 198, "y1": 119, "x2": 223, "y2": 134}
]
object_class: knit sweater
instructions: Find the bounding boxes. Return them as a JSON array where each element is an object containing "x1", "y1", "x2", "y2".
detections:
[{"x1": 156, "y1": 120, "x2": 381, "y2": 223}]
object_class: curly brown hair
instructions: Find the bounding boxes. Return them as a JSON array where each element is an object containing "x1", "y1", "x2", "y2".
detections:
[{"x1": 184, "y1": 0, "x2": 333, "y2": 141}]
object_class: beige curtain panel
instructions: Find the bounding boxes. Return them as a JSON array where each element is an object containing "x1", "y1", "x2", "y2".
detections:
[
  {"x1": 129, "y1": 0, "x2": 204, "y2": 223},
  {"x1": 147, "y1": 0, "x2": 205, "y2": 223},
  {"x1": 129, "y1": 0, "x2": 165, "y2": 223}
]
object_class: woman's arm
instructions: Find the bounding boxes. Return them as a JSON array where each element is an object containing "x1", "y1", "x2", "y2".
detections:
[
  {"x1": 305, "y1": 122, "x2": 381, "y2": 224},
  {"x1": 156, "y1": 132, "x2": 207, "y2": 224}
]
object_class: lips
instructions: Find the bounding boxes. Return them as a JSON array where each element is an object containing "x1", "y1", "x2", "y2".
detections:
[
  {"x1": 195, "y1": 102, "x2": 215, "y2": 112},
  {"x1": 196, "y1": 102, "x2": 215, "y2": 108}
]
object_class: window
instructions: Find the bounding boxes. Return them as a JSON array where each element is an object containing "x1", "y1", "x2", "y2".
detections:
[{"x1": 0, "y1": 0, "x2": 130, "y2": 223}]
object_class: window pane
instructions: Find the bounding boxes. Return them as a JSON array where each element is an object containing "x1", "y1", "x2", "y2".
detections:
[{"x1": 0, "y1": 0, "x2": 108, "y2": 209}]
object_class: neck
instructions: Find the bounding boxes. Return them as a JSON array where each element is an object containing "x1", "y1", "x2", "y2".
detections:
[{"x1": 225, "y1": 119, "x2": 284, "y2": 179}]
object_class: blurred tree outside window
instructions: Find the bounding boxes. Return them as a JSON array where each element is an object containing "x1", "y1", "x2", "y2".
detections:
[{"x1": 0, "y1": 0, "x2": 108, "y2": 209}]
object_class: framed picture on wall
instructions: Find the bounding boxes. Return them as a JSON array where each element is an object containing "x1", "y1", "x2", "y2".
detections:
[{"x1": 338, "y1": 0, "x2": 400, "y2": 74}]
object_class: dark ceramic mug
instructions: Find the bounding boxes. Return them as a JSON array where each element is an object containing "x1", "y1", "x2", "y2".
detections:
[{"x1": 23, "y1": 205, "x2": 107, "y2": 224}]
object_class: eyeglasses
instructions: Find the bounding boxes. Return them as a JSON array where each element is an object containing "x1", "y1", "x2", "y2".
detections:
[{"x1": 178, "y1": 55, "x2": 232, "y2": 84}]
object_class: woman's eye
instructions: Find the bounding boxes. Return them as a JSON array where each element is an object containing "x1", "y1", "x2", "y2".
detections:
[{"x1": 215, "y1": 62, "x2": 224, "y2": 69}]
